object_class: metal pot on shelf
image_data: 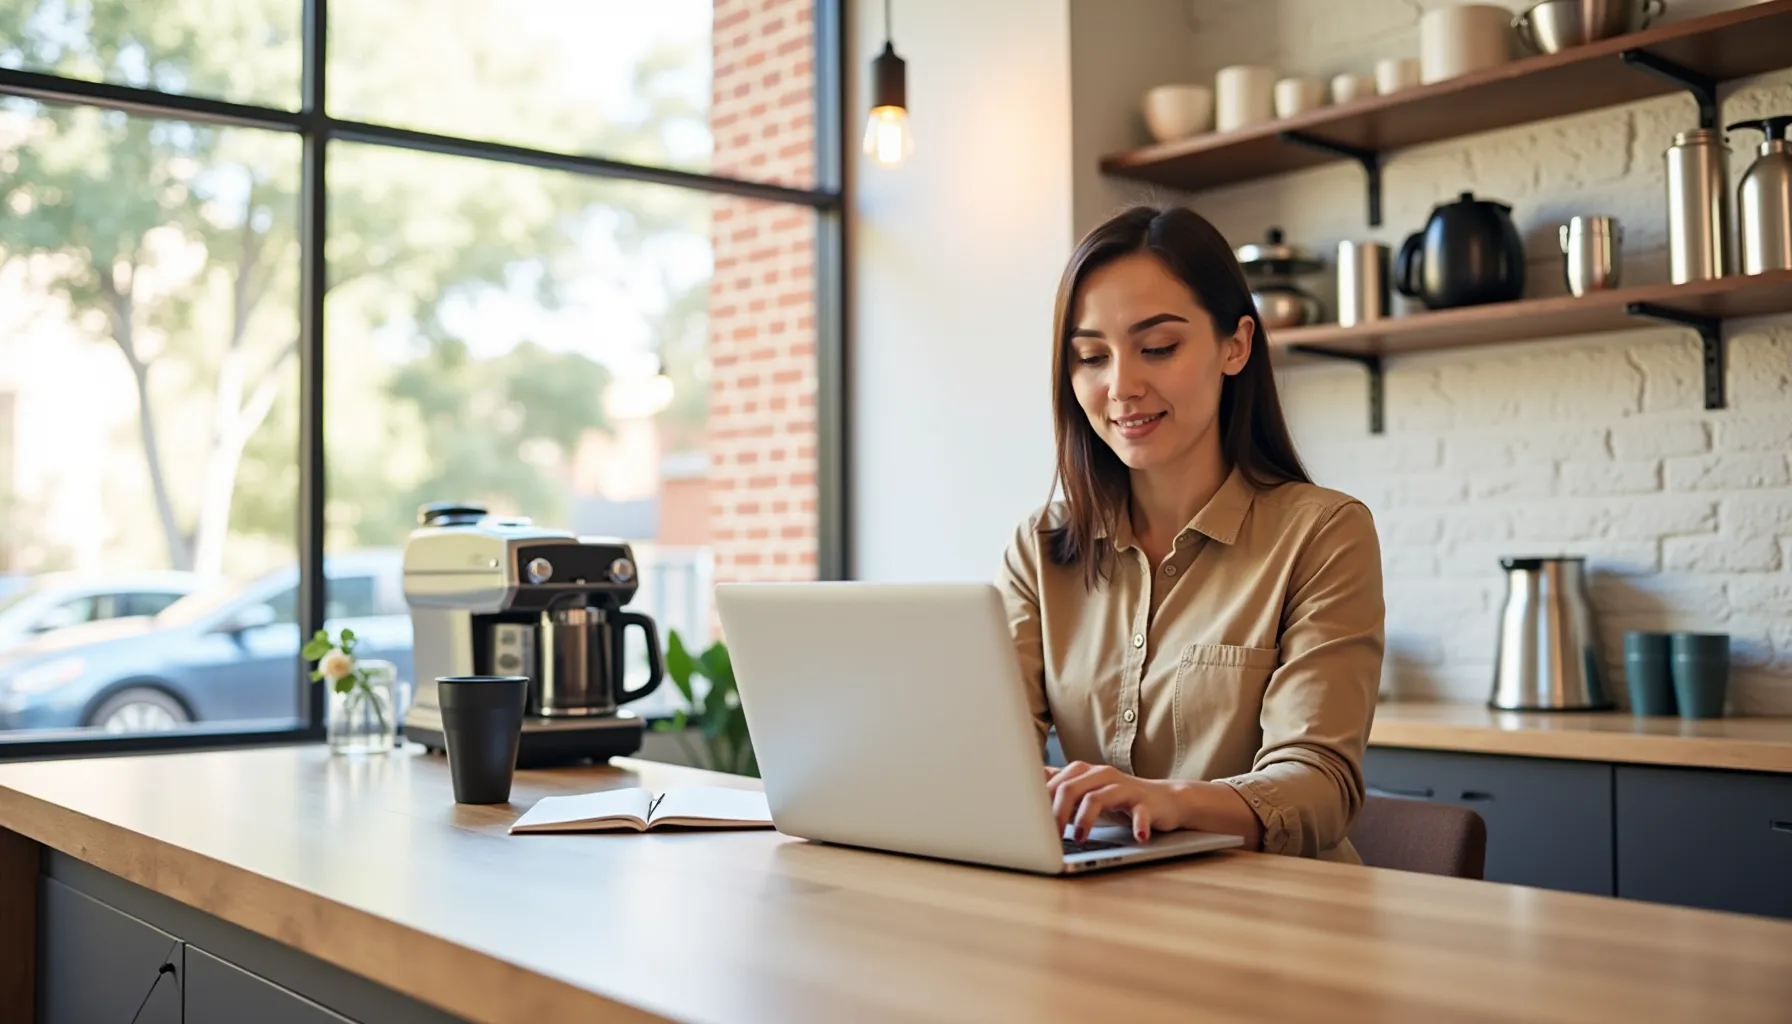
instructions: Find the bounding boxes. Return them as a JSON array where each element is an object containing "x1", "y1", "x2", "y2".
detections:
[
  {"x1": 1513, "y1": 0, "x2": 1665, "y2": 55},
  {"x1": 1236, "y1": 228, "x2": 1325, "y2": 329}
]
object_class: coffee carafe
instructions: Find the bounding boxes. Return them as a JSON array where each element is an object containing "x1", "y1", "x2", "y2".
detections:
[
  {"x1": 1396, "y1": 191, "x2": 1526, "y2": 309},
  {"x1": 402, "y1": 503, "x2": 666, "y2": 766},
  {"x1": 1489, "y1": 556, "x2": 1611, "y2": 711}
]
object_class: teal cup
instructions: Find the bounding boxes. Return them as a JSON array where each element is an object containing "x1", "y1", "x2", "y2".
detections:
[
  {"x1": 1623, "y1": 631, "x2": 1675, "y2": 716},
  {"x1": 1669, "y1": 633, "x2": 1729, "y2": 720}
]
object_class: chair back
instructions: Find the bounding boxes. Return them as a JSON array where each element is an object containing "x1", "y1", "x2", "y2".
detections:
[{"x1": 1351, "y1": 795, "x2": 1487, "y2": 879}]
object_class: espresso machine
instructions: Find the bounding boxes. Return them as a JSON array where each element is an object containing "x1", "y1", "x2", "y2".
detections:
[{"x1": 401, "y1": 502, "x2": 666, "y2": 766}]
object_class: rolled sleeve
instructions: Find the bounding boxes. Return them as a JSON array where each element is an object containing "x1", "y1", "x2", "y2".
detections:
[
  {"x1": 1217, "y1": 500, "x2": 1384, "y2": 857},
  {"x1": 997, "y1": 516, "x2": 1054, "y2": 752}
]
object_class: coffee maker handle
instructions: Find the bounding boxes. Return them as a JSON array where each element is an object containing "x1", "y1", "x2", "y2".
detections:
[{"x1": 614, "y1": 610, "x2": 666, "y2": 706}]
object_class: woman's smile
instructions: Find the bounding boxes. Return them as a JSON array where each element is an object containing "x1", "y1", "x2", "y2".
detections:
[{"x1": 1112, "y1": 411, "x2": 1166, "y2": 440}]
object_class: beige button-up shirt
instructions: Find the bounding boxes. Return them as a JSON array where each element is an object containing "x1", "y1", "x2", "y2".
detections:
[{"x1": 998, "y1": 468, "x2": 1384, "y2": 861}]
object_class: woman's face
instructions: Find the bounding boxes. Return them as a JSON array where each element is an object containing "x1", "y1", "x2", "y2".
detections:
[{"x1": 1066, "y1": 252, "x2": 1252, "y2": 473}]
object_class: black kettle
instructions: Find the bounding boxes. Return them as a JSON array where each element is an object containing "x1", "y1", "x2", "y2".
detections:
[{"x1": 1395, "y1": 192, "x2": 1526, "y2": 309}]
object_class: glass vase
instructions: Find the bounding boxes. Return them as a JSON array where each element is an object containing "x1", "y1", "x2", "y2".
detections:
[{"x1": 328, "y1": 659, "x2": 400, "y2": 755}]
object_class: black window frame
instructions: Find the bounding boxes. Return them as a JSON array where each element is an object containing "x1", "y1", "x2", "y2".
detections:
[{"x1": 0, "y1": 0, "x2": 848, "y2": 761}]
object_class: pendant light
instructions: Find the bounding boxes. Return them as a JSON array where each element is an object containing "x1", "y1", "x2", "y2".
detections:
[{"x1": 863, "y1": 0, "x2": 911, "y2": 167}]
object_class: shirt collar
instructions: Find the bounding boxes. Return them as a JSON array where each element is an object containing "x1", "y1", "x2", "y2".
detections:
[{"x1": 1099, "y1": 465, "x2": 1255, "y2": 551}]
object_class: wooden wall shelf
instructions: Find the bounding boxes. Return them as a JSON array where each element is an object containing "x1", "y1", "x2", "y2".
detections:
[
  {"x1": 1100, "y1": 2, "x2": 1792, "y2": 200},
  {"x1": 1270, "y1": 270, "x2": 1792, "y2": 432},
  {"x1": 1271, "y1": 270, "x2": 1792, "y2": 359}
]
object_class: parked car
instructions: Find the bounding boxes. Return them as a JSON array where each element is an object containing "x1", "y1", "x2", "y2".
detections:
[
  {"x1": 0, "y1": 552, "x2": 412, "y2": 735},
  {"x1": 0, "y1": 571, "x2": 207, "y2": 653}
]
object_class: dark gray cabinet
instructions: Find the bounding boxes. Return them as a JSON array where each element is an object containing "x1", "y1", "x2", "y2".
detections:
[
  {"x1": 1615, "y1": 766, "x2": 1792, "y2": 919},
  {"x1": 1363, "y1": 748, "x2": 1614, "y2": 895},
  {"x1": 186, "y1": 945, "x2": 354, "y2": 1024},
  {"x1": 40, "y1": 877, "x2": 184, "y2": 1024}
]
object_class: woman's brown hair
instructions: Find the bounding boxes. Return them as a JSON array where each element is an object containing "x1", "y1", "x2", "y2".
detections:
[{"x1": 1046, "y1": 205, "x2": 1310, "y2": 587}]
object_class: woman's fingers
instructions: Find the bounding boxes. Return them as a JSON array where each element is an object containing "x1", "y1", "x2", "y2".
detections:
[
  {"x1": 1130, "y1": 803, "x2": 1152, "y2": 844},
  {"x1": 1070, "y1": 784, "x2": 1125, "y2": 841},
  {"x1": 1050, "y1": 763, "x2": 1112, "y2": 831}
]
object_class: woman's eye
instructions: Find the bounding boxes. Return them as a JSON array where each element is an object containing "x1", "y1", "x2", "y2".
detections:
[
  {"x1": 1075, "y1": 353, "x2": 1107, "y2": 367},
  {"x1": 1143, "y1": 343, "x2": 1179, "y2": 358}
]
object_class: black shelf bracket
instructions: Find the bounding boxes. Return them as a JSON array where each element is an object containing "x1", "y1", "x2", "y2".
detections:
[
  {"x1": 1627, "y1": 302, "x2": 1725, "y2": 409},
  {"x1": 1289, "y1": 346, "x2": 1385, "y2": 434},
  {"x1": 1279, "y1": 131, "x2": 1382, "y2": 227},
  {"x1": 1619, "y1": 50, "x2": 1718, "y2": 129}
]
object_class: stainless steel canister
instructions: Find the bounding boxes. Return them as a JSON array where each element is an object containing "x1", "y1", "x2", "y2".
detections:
[
  {"x1": 1336, "y1": 240, "x2": 1390, "y2": 326},
  {"x1": 1558, "y1": 215, "x2": 1621, "y2": 296},
  {"x1": 1665, "y1": 128, "x2": 1729, "y2": 283}
]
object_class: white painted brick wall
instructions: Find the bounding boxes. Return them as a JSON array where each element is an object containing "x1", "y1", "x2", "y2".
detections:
[{"x1": 1089, "y1": 1, "x2": 1792, "y2": 713}]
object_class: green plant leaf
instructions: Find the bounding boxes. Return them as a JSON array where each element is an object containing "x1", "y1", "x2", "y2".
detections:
[
  {"x1": 665, "y1": 630, "x2": 697, "y2": 707},
  {"x1": 300, "y1": 636, "x2": 334, "y2": 660},
  {"x1": 333, "y1": 677, "x2": 354, "y2": 694},
  {"x1": 339, "y1": 627, "x2": 356, "y2": 644},
  {"x1": 697, "y1": 643, "x2": 734, "y2": 690}
]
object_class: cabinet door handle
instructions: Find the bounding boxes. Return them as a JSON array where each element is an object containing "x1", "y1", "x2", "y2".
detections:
[
  {"x1": 1368, "y1": 784, "x2": 1434, "y2": 800},
  {"x1": 1772, "y1": 820, "x2": 1792, "y2": 835},
  {"x1": 1458, "y1": 790, "x2": 1496, "y2": 802}
]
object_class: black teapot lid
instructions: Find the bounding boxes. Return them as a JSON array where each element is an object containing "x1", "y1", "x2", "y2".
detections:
[{"x1": 1442, "y1": 190, "x2": 1512, "y2": 212}]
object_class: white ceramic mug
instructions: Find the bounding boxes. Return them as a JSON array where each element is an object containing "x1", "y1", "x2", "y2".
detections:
[
  {"x1": 1142, "y1": 84, "x2": 1214, "y2": 143},
  {"x1": 1375, "y1": 57, "x2": 1421, "y2": 95},
  {"x1": 1274, "y1": 76, "x2": 1327, "y2": 118},
  {"x1": 1215, "y1": 65, "x2": 1276, "y2": 132},
  {"x1": 1420, "y1": 4, "x2": 1513, "y2": 84},
  {"x1": 1331, "y1": 72, "x2": 1376, "y2": 105}
]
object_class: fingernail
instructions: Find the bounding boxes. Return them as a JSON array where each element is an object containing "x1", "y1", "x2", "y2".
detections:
[{"x1": 1136, "y1": 828, "x2": 1148, "y2": 843}]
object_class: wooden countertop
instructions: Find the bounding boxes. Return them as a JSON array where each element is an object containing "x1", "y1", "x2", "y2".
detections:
[
  {"x1": 3, "y1": 746, "x2": 1791, "y2": 1024},
  {"x1": 1371, "y1": 702, "x2": 1792, "y2": 773}
]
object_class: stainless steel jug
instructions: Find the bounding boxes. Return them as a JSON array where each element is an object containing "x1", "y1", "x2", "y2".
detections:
[
  {"x1": 1490, "y1": 556, "x2": 1611, "y2": 710},
  {"x1": 1729, "y1": 116, "x2": 1792, "y2": 275}
]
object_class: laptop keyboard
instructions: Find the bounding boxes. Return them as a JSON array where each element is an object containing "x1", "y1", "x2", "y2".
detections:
[{"x1": 1061, "y1": 837, "x2": 1126, "y2": 854}]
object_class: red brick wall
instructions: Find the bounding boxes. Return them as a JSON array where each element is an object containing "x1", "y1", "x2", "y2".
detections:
[{"x1": 708, "y1": 0, "x2": 818, "y2": 582}]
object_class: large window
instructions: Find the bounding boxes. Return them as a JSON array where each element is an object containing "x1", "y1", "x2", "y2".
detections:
[{"x1": 0, "y1": 0, "x2": 840, "y2": 753}]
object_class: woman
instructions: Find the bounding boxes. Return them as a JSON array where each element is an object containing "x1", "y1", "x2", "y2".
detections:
[{"x1": 999, "y1": 205, "x2": 1384, "y2": 862}]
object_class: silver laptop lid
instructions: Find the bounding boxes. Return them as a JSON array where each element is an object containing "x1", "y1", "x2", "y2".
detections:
[{"x1": 716, "y1": 582, "x2": 1066, "y2": 874}]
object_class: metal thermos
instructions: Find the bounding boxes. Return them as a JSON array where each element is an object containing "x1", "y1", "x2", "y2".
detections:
[
  {"x1": 1490, "y1": 556, "x2": 1611, "y2": 711},
  {"x1": 1558, "y1": 216, "x2": 1621, "y2": 296},
  {"x1": 1336, "y1": 240, "x2": 1389, "y2": 326},
  {"x1": 1664, "y1": 128, "x2": 1730, "y2": 283},
  {"x1": 1728, "y1": 116, "x2": 1792, "y2": 275}
]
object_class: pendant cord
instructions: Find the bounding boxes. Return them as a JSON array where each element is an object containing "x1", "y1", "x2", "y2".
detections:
[{"x1": 885, "y1": 0, "x2": 892, "y2": 41}]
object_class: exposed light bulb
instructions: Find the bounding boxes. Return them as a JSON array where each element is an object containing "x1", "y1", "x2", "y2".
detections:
[{"x1": 862, "y1": 105, "x2": 912, "y2": 167}]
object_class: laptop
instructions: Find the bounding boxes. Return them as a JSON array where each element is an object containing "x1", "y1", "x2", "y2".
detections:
[{"x1": 714, "y1": 582, "x2": 1244, "y2": 875}]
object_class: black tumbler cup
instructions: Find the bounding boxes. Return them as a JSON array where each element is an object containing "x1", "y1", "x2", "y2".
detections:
[{"x1": 437, "y1": 676, "x2": 528, "y2": 804}]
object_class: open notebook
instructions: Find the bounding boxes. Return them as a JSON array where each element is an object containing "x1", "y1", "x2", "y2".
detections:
[{"x1": 509, "y1": 786, "x2": 774, "y2": 834}]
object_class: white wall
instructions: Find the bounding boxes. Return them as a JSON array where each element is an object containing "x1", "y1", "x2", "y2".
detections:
[
  {"x1": 1073, "y1": 0, "x2": 1792, "y2": 712},
  {"x1": 846, "y1": 0, "x2": 1074, "y2": 582}
]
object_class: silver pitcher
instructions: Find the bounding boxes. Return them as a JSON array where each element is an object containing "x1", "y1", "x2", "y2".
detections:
[{"x1": 1490, "y1": 556, "x2": 1611, "y2": 710}]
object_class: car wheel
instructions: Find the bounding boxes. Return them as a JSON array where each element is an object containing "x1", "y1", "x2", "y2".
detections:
[{"x1": 90, "y1": 688, "x2": 190, "y2": 734}]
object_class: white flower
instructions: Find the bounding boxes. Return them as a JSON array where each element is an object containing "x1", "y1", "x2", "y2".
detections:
[{"x1": 319, "y1": 649, "x2": 355, "y2": 682}]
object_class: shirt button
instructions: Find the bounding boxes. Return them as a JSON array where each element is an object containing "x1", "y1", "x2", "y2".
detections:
[
  {"x1": 1163, "y1": 564, "x2": 1177, "y2": 577},
  {"x1": 1251, "y1": 797, "x2": 1262, "y2": 806},
  {"x1": 1131, "y1": 633, "x2": 1144, "y2": 649},
  {"x1": 1123, "y1": 709, "x2": 1136, "y2": 723}
]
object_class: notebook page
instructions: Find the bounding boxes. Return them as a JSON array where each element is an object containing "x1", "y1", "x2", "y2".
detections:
[
  {"x1": 649, "y1": 786, "x2": 773, "y2": 828},
  {"x1": 509, "y1": 788, "x2": 654, "y2": 833}
]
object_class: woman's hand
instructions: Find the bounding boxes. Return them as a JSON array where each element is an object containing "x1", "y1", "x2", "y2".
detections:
[{"x1": 1046, "y1": 761, "x2": 1186, "y2": 843}]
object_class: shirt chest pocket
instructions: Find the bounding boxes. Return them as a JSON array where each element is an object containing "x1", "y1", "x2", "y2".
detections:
[{"x1": 1170, "y1": 643, "x2": 1279, "y2": 778}]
